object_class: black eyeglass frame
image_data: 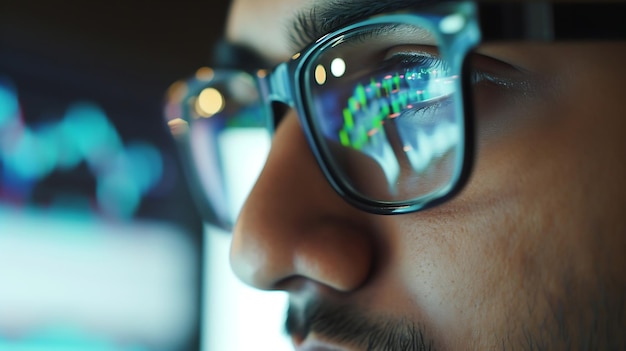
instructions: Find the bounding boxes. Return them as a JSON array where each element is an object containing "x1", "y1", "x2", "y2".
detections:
[
  {"x1": 248, "y1": 1, "x2": 626, "y2": 216},
  {"x1": 165, "y1": 2, "x2": 626, "y2": 230}
]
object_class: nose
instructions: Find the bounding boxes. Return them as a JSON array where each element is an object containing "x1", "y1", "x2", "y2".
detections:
[{"x1": 230, "y1": 112, "x2": 378, "y2": 292}]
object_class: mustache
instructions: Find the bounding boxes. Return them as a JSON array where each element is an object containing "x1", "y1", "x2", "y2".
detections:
[{"x1": 285, "y1": 298, "x2": 435, "y2": 351}]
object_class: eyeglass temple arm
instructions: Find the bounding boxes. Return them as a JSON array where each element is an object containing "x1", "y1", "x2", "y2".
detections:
[{"x1": 478, "y1": 2, "x2": 626, "y2": 42}]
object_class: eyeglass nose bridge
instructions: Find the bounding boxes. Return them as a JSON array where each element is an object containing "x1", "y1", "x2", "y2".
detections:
[{"x1": 256, "y1": 62, "x2": 295, "y2": 109}]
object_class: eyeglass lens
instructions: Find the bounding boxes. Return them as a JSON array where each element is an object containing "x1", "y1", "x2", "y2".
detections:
[
  {"x1": 184, "y1": 70, "x2": 271, "y2": 228},
  {"x1": 182, "y1": 19, "x2": 466, "y2": 229},
  {"x1": 303, "y1": 21, "x2": 464, "y2": 205}
]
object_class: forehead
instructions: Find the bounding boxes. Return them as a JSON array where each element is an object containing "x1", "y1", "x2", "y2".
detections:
[
  {"x1": 226, "y1": 0, "x2": 314, "y2": 63},
  {"x1": 225, "y1": 0, "x2": 589, "y2": 63}
]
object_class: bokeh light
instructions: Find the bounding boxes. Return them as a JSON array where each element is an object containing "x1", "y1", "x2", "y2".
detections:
[
  {"x1": 315, "y1": 64, "x2": 327, "y2": 85},
  {"x1": 330, "y1": 58, "x2": 346, "y2": 78},
  {"x1": 0, "y1": 79, "x2": 18, "y2": 126},
  {"x1": 196, "y1": 87, "x2": 225, "y2": 117}
]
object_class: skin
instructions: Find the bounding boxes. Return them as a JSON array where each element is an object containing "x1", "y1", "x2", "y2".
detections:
[{"x1": 226, "y1": 0, "x2": 626, "y2": 349}]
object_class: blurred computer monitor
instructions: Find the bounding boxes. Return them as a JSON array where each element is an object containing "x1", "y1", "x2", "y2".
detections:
[{"x1": 0, "y1": 35, "x2": 202, "y2": 351}]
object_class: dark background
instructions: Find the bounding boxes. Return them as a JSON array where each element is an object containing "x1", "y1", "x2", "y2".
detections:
[{"x1": 0, "y1": 0, "x2": 229, "y2": 92}]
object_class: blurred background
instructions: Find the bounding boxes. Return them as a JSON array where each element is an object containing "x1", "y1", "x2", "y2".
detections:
[{"x1": 0, "y1": 1, "x2": 290, "y2": 350}]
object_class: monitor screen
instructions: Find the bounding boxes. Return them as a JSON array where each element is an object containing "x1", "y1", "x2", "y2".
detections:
[{"x1": 0, "y1": 34, "x2": 202, "y2": 351}]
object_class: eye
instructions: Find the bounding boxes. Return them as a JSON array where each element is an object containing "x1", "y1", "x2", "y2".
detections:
[
  {"x1": 301, "y1": 21, "x2": 468, "y2": 202},
  {"x1": 381, "y1": 48, "x2": 530, "y2": 130},
  {"x1": 379, "y1": 52, "x2": 455, "y2": 125},
  {"x1": 305, "y1": 40, "x2": 460, "y2": 150}
]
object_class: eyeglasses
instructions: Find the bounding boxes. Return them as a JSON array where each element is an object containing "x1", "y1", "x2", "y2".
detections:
[{"x1": 164, "y1": 1, "x2": 625, "y2": 231}]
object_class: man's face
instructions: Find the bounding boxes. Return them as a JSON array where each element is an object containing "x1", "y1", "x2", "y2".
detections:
[{"x1": 226, "y1": 0, "x2": 626, "y2": 349}]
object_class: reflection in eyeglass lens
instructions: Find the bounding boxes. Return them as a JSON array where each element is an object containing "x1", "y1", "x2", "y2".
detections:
[{"x1": 308, "y1": 24, "x2": 462, "y2": 202}]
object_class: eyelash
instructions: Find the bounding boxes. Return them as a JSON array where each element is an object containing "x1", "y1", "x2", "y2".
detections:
[
  {"x1": 389, "y1": 52, "x2": 447, "y2": 74},
  {"x1": 389, "y1": 52, "x2": 494, "y2": 86}
]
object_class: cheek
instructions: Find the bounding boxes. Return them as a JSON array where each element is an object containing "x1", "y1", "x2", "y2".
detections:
[
  {"x1": 387, "y1": 142, "x2": 570, "y2": 348},
  {"x1": 390, "y1": 73, "x2": 626, "y2": 345},
  {"x1": 391, "y1": 208, "x2": 526, "y2": 349}
]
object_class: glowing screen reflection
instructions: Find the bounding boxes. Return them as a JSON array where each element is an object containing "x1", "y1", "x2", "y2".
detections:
[{"x1": 0, "y1": 77, "x2": 163, "y2": 218}]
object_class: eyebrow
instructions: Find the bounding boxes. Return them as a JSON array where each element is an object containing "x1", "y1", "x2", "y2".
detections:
[{"x1": 289, "y1": 0, "x2": 432, "y2": 50}]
